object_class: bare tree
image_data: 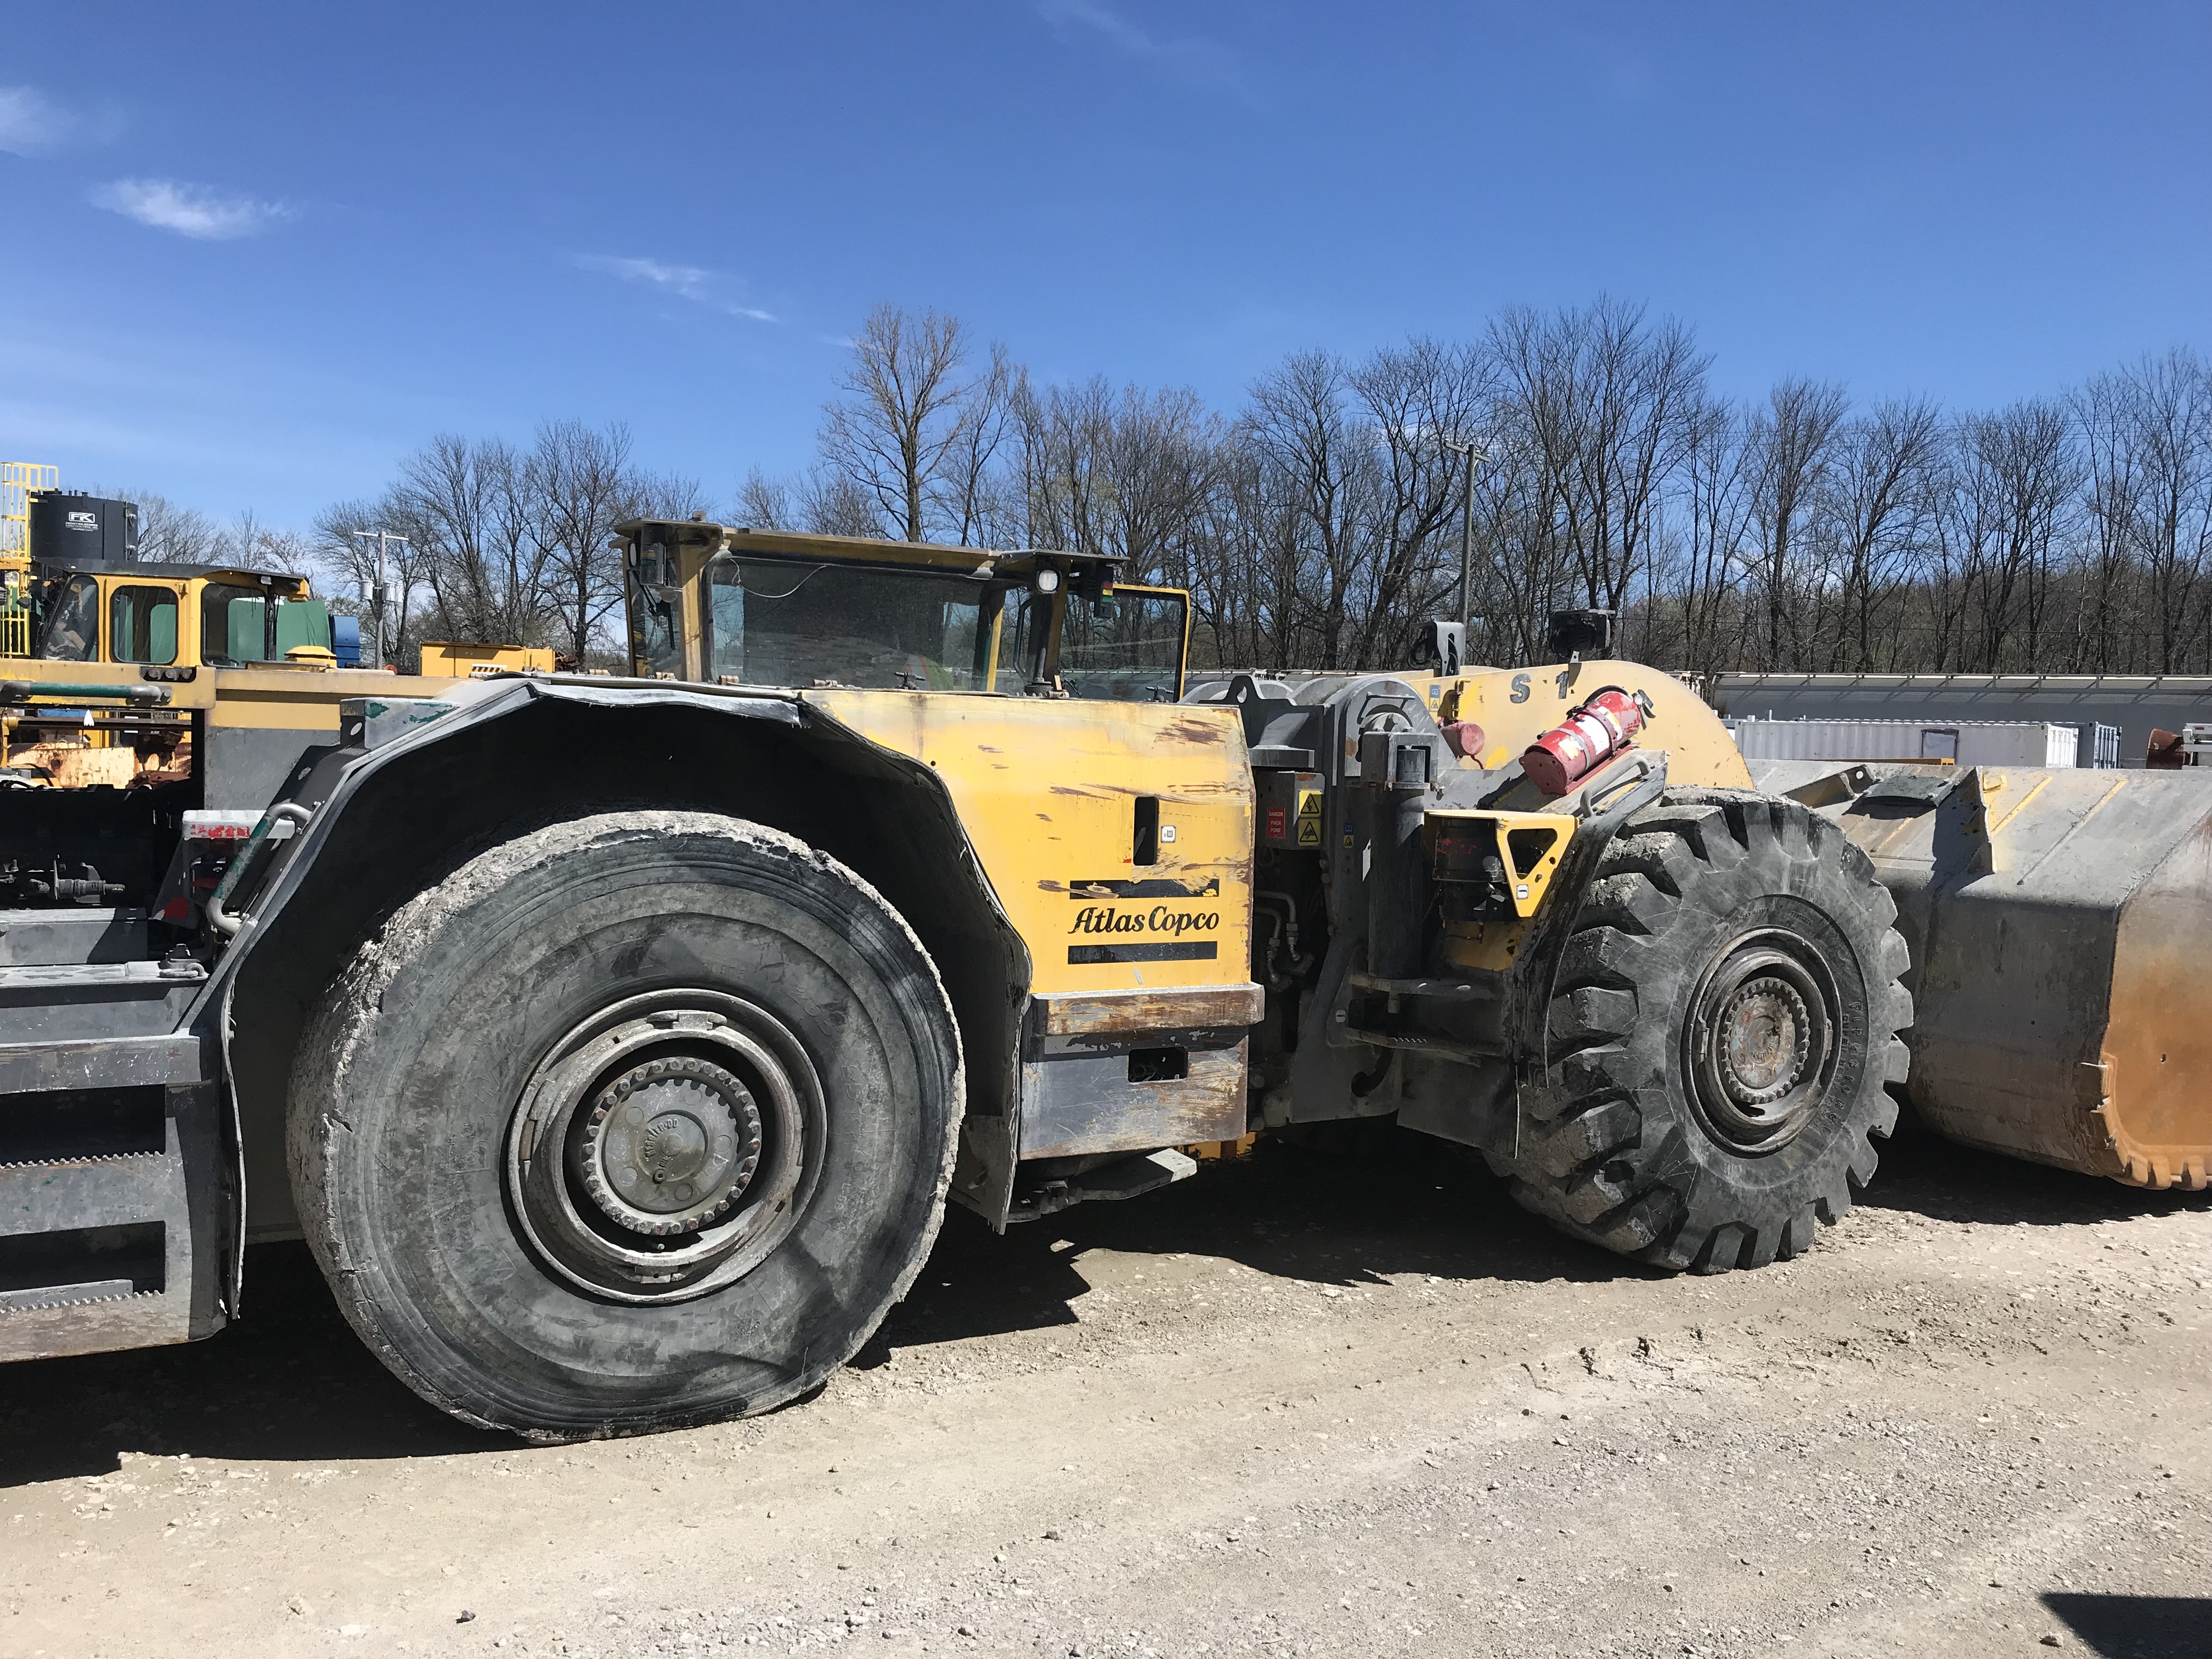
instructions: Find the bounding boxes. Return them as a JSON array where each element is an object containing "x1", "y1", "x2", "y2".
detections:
[
  {"x1": 1242, "y1": 351, "x2": 1372, "y2": 669},
  {"x1": 1341, "y1": 338, "x2": 1493, "y2": 666},
  {"x1": 736, "y1": 468, "x2": 795, "y2": 530},
  {"x1": 393, "y1": 435, "x2": 560, "y2": 648},
  {"x1": 1937, "y1": 400, "x2": 2080, "y2": 671},
  {"x1": 820, "y1": 304, "x2": 1001, "y2": 543},
  {"x1": 1491, "y1": 300, "x2": 1706, "y2": 635},
  {"x1": 1666, "y1": 392, "x2": 1760, "y2": 676},
  {"x1": 1823, "y1": 398, "x2": 1942, "y2": 672},
  {"x1": 1006, "y1": 374, "x2": 1224, "y2": 583},
  {"x1": 1746, "y1": 378, "x2": 1849, "y2": 669},
  {"x1": 532, "y1": 420, "x2": 635, "y2": 663},
  {"x1": 313, "y1": 495, "x2": 433, "y2": 662},
  {"x1": 2075, "y1": 369, "x2": 2147, "y2": 673},
  {"x1": 935, "y1": 342, "x2": 1013, "y2": 546},
  {"x1": 2123, "y1": 348, "x2": 2212, "y2": 674}
]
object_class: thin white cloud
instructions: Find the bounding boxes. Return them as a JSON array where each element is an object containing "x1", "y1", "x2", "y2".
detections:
[
  {"x1": 572, "y1": 253, "x2": 775, "y2": 321},
  {"x1": 91, "y1": 178, "x2": 291, "y2": 240},
  {"x1": 1032, "y1": 0, "x2": 1249, "y2": 97},
  {"x1": 0, "y1": 84, "x2": 123, "y2": 156}
]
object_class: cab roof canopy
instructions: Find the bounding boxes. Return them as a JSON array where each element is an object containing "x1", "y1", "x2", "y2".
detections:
[
  {"x1": 37, "y1": 557, "x2": 312, "y2": 590},
  {"x1": 614, "y1": 518, "x2": 1122, "y2": 583}
]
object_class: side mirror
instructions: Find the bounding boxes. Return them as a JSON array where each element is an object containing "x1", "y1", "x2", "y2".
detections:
[
  {"x1": 1545, "y1": 608, "x2": 1616, "y2": 661},
  {"x1": 1419, "y1": 620, "x2": 1465, "y2": 676}
]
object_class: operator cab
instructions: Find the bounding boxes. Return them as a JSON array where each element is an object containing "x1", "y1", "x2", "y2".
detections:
[
  {"x1": 618, "y1": 520, "x2": 1189, "y2": 702},
  {"x1": 30, "y1": 561, "x2": 335, "y2": 670}
]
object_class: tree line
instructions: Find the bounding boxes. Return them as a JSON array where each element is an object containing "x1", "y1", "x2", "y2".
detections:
[
  {"x1": 306, "y1": 424, "x2": 701, "y2": 669},
  {"x1": 273, "y1": 300, "x2": 2212, "y2": 678}
]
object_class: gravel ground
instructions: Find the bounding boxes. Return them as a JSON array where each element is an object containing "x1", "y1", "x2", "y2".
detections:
[{"x1": 2, "y1": 1115, "x2": 2207, "y2": 1659}]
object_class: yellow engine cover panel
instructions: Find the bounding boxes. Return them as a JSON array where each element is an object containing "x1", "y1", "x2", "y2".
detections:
[
  {"x1": 1436, "y1": 662, "x2": 1752, "y2": 790},
  {"x1": 809, "y1": 690, "x2": 1253, "y2": 995}
]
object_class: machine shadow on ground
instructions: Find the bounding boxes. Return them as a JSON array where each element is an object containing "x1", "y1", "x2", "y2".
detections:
[
  {"x1": 858, "y1": 1126, "x2": 1646, "y2": 1360},
  {"x1": 2043, "y1": 1593, "x2": 2212, "y2": 1659},
  {"x1": 3, "y1": 1115, "x2": 2186, "y2": 1488},
  {"x1": 1863, "y1": 1104, "x2": 2212, "y2": 1231}
]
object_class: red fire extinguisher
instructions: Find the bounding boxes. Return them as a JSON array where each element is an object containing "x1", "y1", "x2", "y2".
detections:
[{"x1": 1521, "y1": 687, "x2": 1655, "y2": 797}]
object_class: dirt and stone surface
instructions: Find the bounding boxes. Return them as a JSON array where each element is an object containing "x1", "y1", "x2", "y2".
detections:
[{"x1": 3, "y1": 1116, "x2": 2208, "y2": 1659}]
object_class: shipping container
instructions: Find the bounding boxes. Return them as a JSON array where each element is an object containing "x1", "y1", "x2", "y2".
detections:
[
  {"x1": 1711, "y1": 674, "x2": 2212, "y2": 769},
  {"x1": 1729, "y1": 718, "x2": 2079, "y2": 768},
  {"x1": 2079, "y1": 723, "x2": 2123, "y2": 769}
]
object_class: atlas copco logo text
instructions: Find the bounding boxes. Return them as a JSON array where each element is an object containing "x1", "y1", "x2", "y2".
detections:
[{"x1": 1069, "y1": 905, "x2": 1220, "y2": 938}]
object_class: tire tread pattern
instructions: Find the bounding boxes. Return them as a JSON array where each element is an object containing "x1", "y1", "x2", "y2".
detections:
[
  {"x1": 1504, "y1": 789, "x2": 1909, "y2": 1274},
  {"x1": 290, "y1": 810, "x2": 964, "y2": 1439}
]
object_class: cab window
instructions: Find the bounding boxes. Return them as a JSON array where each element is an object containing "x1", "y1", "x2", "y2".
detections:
[
  {"x1": 110, "y1": 585, "x2": 179, "y2": 665},
  {"x1": 203, "y1": 582, "x2": 275, "y2": 664},
  {"x1": 630, "y1": 556, "x2": 685, "y2": 680},
  {"x1": 699, "y1": 555, "x2": 1001, "y2": 691},
  {"x1": 36, "y1": 575, "x2": 100, "y2": 662},
  {"x1": 274, "y1": 596, "x2": 332, "y2": 657},
  {"x1": 1058, "y1": 588, "x2": 1188, "y2": 702}
]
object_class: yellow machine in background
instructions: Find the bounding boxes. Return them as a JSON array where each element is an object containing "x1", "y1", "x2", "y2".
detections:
[
  {"x1": 417, "y1": 640, "x2": 558, "y2": 678},
  {"x1": 0, "y1": 520, "x2": 341, "y2": 786},
  {"x1": 0, "y1": 462, "x2": 560, "y2": 787}
]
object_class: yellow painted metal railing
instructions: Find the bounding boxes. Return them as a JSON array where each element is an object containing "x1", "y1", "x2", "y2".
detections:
[
  {"x1": 1, "y1": 462, "x2": 54, "y2": 657},
  {"x1": 2, "y1": 462, "x2": 58, "y2": 572}
]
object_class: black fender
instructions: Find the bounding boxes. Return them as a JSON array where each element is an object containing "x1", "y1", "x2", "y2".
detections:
[{"x1": 187, "y1": 677, "x2": 1031, "y2": 1260}]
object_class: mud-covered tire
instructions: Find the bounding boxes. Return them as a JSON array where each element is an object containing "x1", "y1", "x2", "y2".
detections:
[
  {"x1": 1504, "y1": 789, "x2": 1911, "y2": 1272},
  {"x1": 289, "y1": 810, "x2": 963, "y2": 1440}
]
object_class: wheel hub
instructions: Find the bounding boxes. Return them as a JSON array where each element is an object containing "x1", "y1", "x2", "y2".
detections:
[
  {"x1": 572, "y1": 1057, "x2": 762, "y2": 1236},
  {"x1": 505, "y1": 990, "x2": 823, "y2": 1305},
  {"x1": 1716, "y1": 977, "x2": 1811, "y2": 1106},
  {"x1": 1688, "y1": 938, "x2": 1837, "y2": 1152}
]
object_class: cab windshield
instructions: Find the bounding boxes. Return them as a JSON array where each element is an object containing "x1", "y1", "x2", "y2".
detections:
[
  {"x1": 36, "y1": 575, "x2": 99, "y2": 661},
  {"x1": 704, "y1": 556, "x2": 1007, "y2": 691}
]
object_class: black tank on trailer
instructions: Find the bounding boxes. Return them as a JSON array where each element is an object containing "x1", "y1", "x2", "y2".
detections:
[{"x1": 29, "y1": 493, "x2": 139, "y2": 565}]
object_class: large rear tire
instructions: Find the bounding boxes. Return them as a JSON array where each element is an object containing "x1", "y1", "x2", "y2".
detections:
[
  {"x1": 1505, "y1": 789, "x2": 1911, "y2": 1272},
  {"x1": 289, "y1": 810, "x2": 962, "y2": 1440}
]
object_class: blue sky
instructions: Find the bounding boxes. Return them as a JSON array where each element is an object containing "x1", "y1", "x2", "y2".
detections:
[{"x1": 2, "y1": 1, "x2": 2206, "y2": 530}]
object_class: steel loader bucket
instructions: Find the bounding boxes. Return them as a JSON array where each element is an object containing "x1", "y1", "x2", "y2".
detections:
[{"x1": 1753, "y1": 761, "x2": 2212, "y2": 1190}]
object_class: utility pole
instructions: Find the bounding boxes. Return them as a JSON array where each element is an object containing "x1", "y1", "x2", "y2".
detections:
[
  {"x1": 349, "y1": 529, "x2": 409, "y2": 670},
  {"x1": 1440, "y1": 436, "x2": 1487, "y2": 629}
]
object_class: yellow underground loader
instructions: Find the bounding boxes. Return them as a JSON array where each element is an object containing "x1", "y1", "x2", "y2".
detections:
[{"x1": 1, "y1": 515, "x2": 2204, "y2": 1440}]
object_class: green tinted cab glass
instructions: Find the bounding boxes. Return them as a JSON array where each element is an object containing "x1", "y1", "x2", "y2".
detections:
[
  {"x1": 109, "y1": 585, "x2": 178, "y2": 665},
  {"x1": 275, "y1": 597, "x2": 331, "y2": 656},
  {"x1": 202, "y1": 583, "x2": 266, "y2": 664}
]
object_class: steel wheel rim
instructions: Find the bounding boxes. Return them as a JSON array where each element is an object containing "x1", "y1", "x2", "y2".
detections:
[
  {"x1": 505, "y1": 988, "x2": 825, "y2": 1305},
  {"x1": 1685, "y1": 930, "x2": 1839, "y2": 1154}
]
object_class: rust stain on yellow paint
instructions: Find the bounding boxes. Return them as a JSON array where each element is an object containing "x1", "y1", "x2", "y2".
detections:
[{"x1": 809, "y1": 689, "x2": 1254, "y2": 995}]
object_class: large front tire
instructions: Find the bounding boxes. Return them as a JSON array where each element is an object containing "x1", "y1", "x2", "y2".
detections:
[
  {"x1": 289, "y1": 811, "x2": 962, "y2": 1440},
  {"x1": 1506, "y1": 790, "x2": 1911, "y2": 1272}
]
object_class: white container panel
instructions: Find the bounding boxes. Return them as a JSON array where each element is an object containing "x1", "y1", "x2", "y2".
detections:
[
  {"x1": 1953, "y1": 725, "x2": 2078, "y2": 768},
  {"x1": 1730, "y1": 719, "x2": 2082, "y2": 768}
]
